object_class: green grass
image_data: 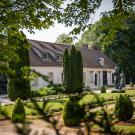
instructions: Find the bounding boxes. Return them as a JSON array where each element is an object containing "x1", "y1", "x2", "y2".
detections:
[
  {"x1": 1, "y1": 89, "x2": 135, "y2": 119},
  {"x1": 114, "y1": 125, "x2": 135, "y2": 134},
  {"x1": 0, "y1": 98, "x2": 67, "y2": 119},
  {"x1": 79, "y1": 90, "x2": 135, "y2": 106}
]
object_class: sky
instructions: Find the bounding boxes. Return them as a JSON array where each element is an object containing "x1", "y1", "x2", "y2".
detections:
[{"x1": 23, "y1": 0, "x2": 113, "y2": 43}]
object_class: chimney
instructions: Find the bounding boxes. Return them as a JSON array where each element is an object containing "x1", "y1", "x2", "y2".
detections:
[{"x1": 83, "y1": 44, "x2": 88, "y2": 49}]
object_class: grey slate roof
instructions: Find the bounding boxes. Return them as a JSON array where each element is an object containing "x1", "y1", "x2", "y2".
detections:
[{"x1": 29, "y1": 39, "x2": 116, "y2": 69}]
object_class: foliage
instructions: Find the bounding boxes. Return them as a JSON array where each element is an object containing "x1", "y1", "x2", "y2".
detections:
[
  {"x1": 63, "y1": 46, "x2": 83, "y2": 94},
  {"x1": 62, "y1": 96, "x2": 83, "y2": 126},
  {"x1": 115, "y1": 94, "x2": 133, "y2": 121},
  {"x1": 8, "y1": 31, "x2": 31, "y2": 100},
  {"x1": 77, "y1": 15, "x2": 135, "y2": 83},
  {"x1": 76, "y1": 50, "x2": 83, "y2": 93},
  {"x1": 12, "y1": 98, "x2": 26, "y2": 123},
  {"x1": 55, "y1": 33, "x2": 73, "y2": 45},
  {"x1": 52, "y1": 84, "x2": 65, "y2": 94},
  {"x1": 101, "y1": 86, "x2": 106, "y2": 93},
  {"x1": 130, "y1": 82, "x2": 134, "y2": 87},
  {"x1": 31, "y1": 87, "x2": 57, "y2": 97},
  {"x1": 63, "y1": 48, "x2": 72, "y2": 93}
]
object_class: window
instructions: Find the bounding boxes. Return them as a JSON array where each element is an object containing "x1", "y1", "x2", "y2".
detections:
[
  {"x1": 48, "y1": 72, "x2": 53, "y2": 82},
  {"x1": 42, "y1": 53, "x2": 47, "y2": 59},
  {"x1": 56, "y1": 54, "x2": 61, "y2": 61},
  {"x1": 61, "y1": 73, "x2": 64, "y2": 82},
  {"x1": 83, "y1": 72, "x2": 86, "y2": 83},
  {"x1": 90, "y1": 71, "x2": 94, "y2": 83}
]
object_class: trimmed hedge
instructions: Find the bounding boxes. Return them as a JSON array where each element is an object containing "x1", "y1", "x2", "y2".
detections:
[
  {"x1": 111, "y1": 90, "x2": 125, "y2": 93},
  {"x1": 12, "y1": 98, "x2": 26, "y2": 123},
  {"x1": 115, "y1": 94, "x2": 133, "y2": 121}
]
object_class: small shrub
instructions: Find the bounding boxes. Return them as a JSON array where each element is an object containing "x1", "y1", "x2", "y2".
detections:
[
  {"x1": 31, "y1": 87, "x2": 57, "y2": 97},
  {"x1": 62, "y1": 96, "x2": 83, "y2": 127},
  {"x1": 12, "y1": 98, "x2": 26, "y2": 123},
  {"x1": 115, "y1": 94, "x2": 133, "y2": 121},
  {"x1": 101, "y1": 86, "x2": 106, "y2": 93},
  {"x1": 130, "y1": 82, "x2": 134, "y2": 88},
  {"x1": 52, "y1": 84, "x2": 65, "y2": 93},
  {"x1": 111, "y1": 90, "x2": 125, "y2": 93}
]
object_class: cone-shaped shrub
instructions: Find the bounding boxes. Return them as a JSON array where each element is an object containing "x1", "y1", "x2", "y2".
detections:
[
  {"x1": 101, "y1": 86, "x2": 106, "y2": 93},
  {"x1": 62, "y1": 96, "x2": 83, "y2": 127},
  {"x1": 115, "y1": 94, "x2": 133, "y2": 121},
  {"x1": 12, "y1": 98, "x2": 26, "y2": 123}
]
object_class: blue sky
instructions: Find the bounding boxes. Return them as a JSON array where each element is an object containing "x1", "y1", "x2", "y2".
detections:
[{"x1": 23, "y1": 0, "x2": 113, "y2": 43}]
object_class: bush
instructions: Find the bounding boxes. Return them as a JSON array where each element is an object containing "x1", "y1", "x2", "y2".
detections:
[
  {"x1": 8, "y1": 78, "x2": 31, "y2": 101},
  {"x1": 12, "y1": 98, "x2": 26, "y2": 123},
  {"x1": 101, "y1": 86, "x2": 106, "y2": 93},
  {"x1": 115, "y1": 94, "x2": 133, "y2": 121},
  {"x1": 52, "y1": 84, "x2": 65, "y2": 93},
  {"x1": 31, "y1": 87, "x2": 57, "y2": 97},
  {"x1": 62, "y1": 96, "x2": 83, "y2": 126},
  {"x1": 130, "y1": 82, "x2": 134, "y2": 87},
  {"x1": 111, "y1": 90, "x2": 125, "y2": 93}
]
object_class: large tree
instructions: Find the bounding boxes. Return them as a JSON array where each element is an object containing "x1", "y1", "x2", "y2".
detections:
[
  {"x1": 55, "y1": 33, "x2": 73, "y2": 45},
  {"x1": 77, "y1": 15, "x2": 135, "y2": 83},
  {"x1": 8, "y1": 31, "x2": 31, "y2": 100}
]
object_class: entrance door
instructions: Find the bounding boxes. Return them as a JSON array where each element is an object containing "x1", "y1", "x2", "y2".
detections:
[
  {"x1": 103, "y1": 71, "x2": 108, "y2": 85},
  {"x1": 95, "y1": 73, "x2": 97, "y2": 86}
]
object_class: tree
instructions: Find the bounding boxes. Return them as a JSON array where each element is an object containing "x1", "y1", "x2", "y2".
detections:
[
  {"x1": 63, "y1": 48, "x2": 71, "y2": 93},
  {"x1": 77, "y1": 15, "x2": 135, "y2": 83},
  {"x1": 8, "y1": 31, "x2": 31, "y2": 100},
  {"x1": 63, "y1": 46, "x2": 83, "y2": 94},
  {"x1": 70, "y1": 46, "x2": 78, "y2": 93},
  {"x1": 76, "y1": 51, "x2": 83, "y2": 93},
  {"x1": 55, "y1": 33, "x2": 73, "y2": 45}
]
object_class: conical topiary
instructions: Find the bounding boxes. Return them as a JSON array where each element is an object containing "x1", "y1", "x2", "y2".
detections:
[{"x1": 12, "y1": 98, "x2": 26, "y2": 123}]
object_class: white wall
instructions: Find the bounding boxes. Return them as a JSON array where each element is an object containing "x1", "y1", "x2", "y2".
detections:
[{"x1": 31, "y1": 66, "x2": 115, "y2": 90}]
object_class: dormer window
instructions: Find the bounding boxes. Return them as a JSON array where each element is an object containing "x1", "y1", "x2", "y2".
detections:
[
  {"x1": 42, "y1": 53, "x2": 47, "y2": 60},
  {"x1": 98, "y1": 58, "x2": 104, "y2": 65},
  {"x1": 56, "y1": 54, "x2": 62, "y2": 61}
]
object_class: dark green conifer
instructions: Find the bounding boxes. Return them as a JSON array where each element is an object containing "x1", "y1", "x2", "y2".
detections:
[
  {"x1": 8, "y1": 31, "x2": 31, "y2": 100},
  {"x1": 63, "y1": 48, "x2": 71, "y2": 93},
  {"x1": 76, "y1": 51, "x2": 83, "y2": 93}
]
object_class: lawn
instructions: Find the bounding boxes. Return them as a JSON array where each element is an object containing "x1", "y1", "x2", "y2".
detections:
[{"x1": 1, "y1": 90, "x2": 135, "y2": 119}]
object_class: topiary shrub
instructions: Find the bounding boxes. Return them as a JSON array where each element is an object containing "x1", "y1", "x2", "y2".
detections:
[
  {"x1": 115, "y1": 94, "x2": 133, "y2": 121},
  {"x1": 12, "y1": 98, "x2": 26, "y2": 123},
  {"x1": 101, "y1": 86, "x2": 106, "y2": 93},
  {"x1": 130, "y1": 82, "x2": 134, "y2": 88},
  {"x1": 62, "y1": 96, "x2": 83, "y2": 127}
]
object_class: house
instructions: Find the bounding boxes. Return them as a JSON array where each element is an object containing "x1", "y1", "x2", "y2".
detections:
[{"x1": 29, "y1": 39, "x2": 116, "y2": 90}]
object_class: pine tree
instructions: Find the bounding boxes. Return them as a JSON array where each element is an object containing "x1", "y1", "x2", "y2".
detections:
[
  {"x1": 76, "y1": 51, "x2": 83, "y2": 93},
  {"x1": 63, "y1": 48, "x2": 71, "y2": 93},
  {"x1": 8, "y1": 31, "x2": 31, "y2": 100}
]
